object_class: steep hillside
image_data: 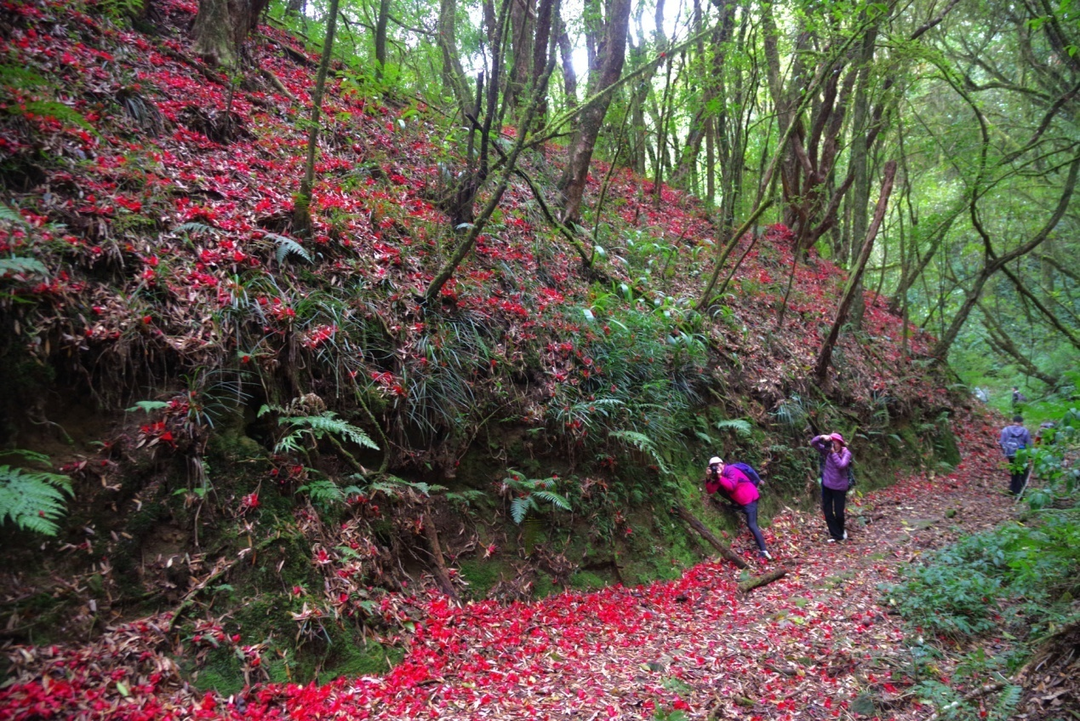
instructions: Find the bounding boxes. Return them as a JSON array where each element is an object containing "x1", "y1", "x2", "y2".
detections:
[{"x1": 0, "y1": 0, "x2": 973, "y2": 701}]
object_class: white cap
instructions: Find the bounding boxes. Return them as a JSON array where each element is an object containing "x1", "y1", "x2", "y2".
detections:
[{"x1": 708, "y1": 457, "x2": 722, "y2": 465}]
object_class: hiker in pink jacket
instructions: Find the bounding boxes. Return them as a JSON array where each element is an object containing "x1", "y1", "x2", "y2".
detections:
[{"x1": 704, "y1": 457, "x2": 771, "y2": 560}]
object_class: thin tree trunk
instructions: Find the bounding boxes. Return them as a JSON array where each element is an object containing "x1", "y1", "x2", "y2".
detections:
[
  {"x1": 375, "y1": 0, "x2": 391, "y2": 76},
  {"x1": 293, "y1": 0, "x2": 340, "y2": 236},
  {"x1": 425, "y1": 1, "x2": 561, "y2": 302},
  {"x1": 814, "y1": 161, "x2": 897, "y2": 384}
]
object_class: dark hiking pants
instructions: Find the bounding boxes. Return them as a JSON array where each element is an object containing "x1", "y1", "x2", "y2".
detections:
[
  {"x1": 821, "y1": 486, "x2": 847, "y2": 541},
  {"x1": 741, "y1": 501, "x2": 767, "y2": 552}
]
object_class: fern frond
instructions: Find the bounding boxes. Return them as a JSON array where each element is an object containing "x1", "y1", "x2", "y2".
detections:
[
  {"x1": 609, "y1": 429, "x2": 670, "y2": 474},
  {"x1": 510, "y1": 496, "x2": 531, "y2": 524},
  {"x1": 267, "y1": 233, "x2": 312, "y2": 264},
  {"x1": 0, "y1": 257, "x2": 48, "y2": 276},
  {"x1": 0, "y1": 66, "x2": 50, "y2": 90},
  {"x1": 0, "y1": 464, "x2": 73, "y2": 536},
  {"x1": 532, "y1": 490, "x2": 571, "y2": 511},
  {"x1": 298, "y1": 478, "x2": 344, "y2": 508},
  {"x1": 275, "y1": 411, "x2": 379, "y2": 454},
  {"x1": 714, "y1": 419, "x2": 753, "y2": 437},
  {"x1": 175, "y1": 222, "x2": 218, "y2": 236},
  {"x1": 21, "y1": 101, "x2": 95, "y2": 132},
  {"x1": 0, "y1": 205, "x2": 30, "y2": 227}
]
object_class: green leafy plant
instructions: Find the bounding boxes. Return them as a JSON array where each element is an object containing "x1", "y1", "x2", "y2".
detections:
[
  {"x1": 499, "y1": 470, "x2": 571, "y2": 524},
  {"x1": 297, "y1": 477, "x2": 363, "y2": 510},
  {"x1": 262, "y1": 407, "x2": 379, "y2": 455},
  {"x1": 0, "y1": 450, "x2": 73, "y2": 536}
]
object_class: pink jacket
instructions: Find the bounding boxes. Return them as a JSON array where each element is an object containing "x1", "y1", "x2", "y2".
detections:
[{"x1": 706, "y1": 465, "x2": 760, "y2": 506}]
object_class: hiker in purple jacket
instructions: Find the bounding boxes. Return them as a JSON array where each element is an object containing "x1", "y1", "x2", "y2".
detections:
[
  {"x1": 811, "y1": 433, "x2": 852, "y2": 542},
  {"x1": 999, "y1": 415, "x2": 1033, "y2": 495}
]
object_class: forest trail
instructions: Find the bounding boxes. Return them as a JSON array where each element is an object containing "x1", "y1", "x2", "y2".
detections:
[
  {"x1": 216, "y1": 417, "x2": 1018, "y2": 720},
  {"x1": 1, "y1": 414, "x2": 1020, "y2": 721}
]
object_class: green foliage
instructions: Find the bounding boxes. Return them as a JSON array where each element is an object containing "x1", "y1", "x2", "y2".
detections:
[
  {"x1": 0, "y1": 450, "x2": 73, "y2": 536},
  {"x1": 360, "y1": 474, "x2": 447, "y2": 498},
  {"x1": 126, "y1": 400, "x2": 170, "y2": 414},
  {"x1": 1021, "y1": 408, "x2": 1079, "y2": 509},
  {"x1": 297, "y1": 478, "x2": 363, "y2": 510},
  {"x1": 266, "y1": 233, "x2": 312, "y2": 264},
  {"x1": 499, "y1": 470, "x2": 571, "y2": 524},
  {"x1": 264, "y1": 408, "x2": 378, "y2": 455},
  {"x1": 609, "y1": 430, "x2": 670, "y2": 474},
  {"x1": 0, "y1": 257, "x2": 48, "y2": 276},
  {"x1": 714, "y1": 418, "x2": 753, "y2": 437},
  {"x1": 884, "y1": 514, "x2": 1080, "y2": 640}
]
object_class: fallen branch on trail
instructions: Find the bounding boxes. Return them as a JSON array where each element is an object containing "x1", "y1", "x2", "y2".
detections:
[
  {"x1": 671, "y1": 504, "x2": 749, "y2": 569},
  {"x1": 738, "y1": 568, "x2": 787, "y2": 593}
]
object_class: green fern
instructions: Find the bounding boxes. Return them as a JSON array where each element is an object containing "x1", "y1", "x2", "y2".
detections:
[
  {"x1": 0, "y1": 257, "x2": 48, "y2": 276},
  {"x1": 266, "y1": 233, "x2": 312, "y2": 264},
  {"x1": 175, "y1": 222, "x2": 219, "y2": 236},
  {"x1": 714, "y1": 418, "x2": 753, "y2": 437},
  {"x1": 0, "y1": 451, "x2": 72, "y2": 536},
  {"x1": 297, "y1": 478, "x2": 363, "y2": 509},
  {"x1": 275, "y1": 411, "x2": 379, "y2": 455},
  {"x1": 500, "y1": 470, "x2": 571, "y2": 524},
  {"x1": 0, "y1": 205, "x2": 30, "y2": 227},
  {"x1": 361, "y1": 475, "x2": 447, "y2": 499},
  {"x1": 609, "y1": 429, "x2": 671, "y2": 475},
  {"x1": 0, "y1": 66, "x2": 50, "y2": 91}
]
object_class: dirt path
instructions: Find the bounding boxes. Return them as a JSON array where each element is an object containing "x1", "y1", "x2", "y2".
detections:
[
  {"x1": 243, "y1": 424, "x2": 1016, "y2": 720},
  {"x1": 0, "y1": 425, "x2": 1020, "y2": 720}
]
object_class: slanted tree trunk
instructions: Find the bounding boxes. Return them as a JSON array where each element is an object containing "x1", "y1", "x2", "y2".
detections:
[
  {"x1": 293, "y1": 0, "x2": 340, "y2": 237},
  {"x1": 814, "y1": 160, "x2": 896, "y2": 384},
  {"x1": 557, "y1": 0, "x2": 632, "y2": 224},
  {"x1": 671, "y1": 504, "x2": 749, "y2": 569}
]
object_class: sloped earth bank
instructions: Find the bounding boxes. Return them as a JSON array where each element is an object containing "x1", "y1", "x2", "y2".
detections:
[{"x1": 2, "y1": 412, "x2": 1054, "y2": 721}]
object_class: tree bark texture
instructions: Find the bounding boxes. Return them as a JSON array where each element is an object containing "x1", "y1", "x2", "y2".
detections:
[{"x1": 192, "y1": 0, "x2": 268, "y2": 67}]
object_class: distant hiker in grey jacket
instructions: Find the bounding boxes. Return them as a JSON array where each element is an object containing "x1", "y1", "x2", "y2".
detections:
[{"x1": 999, "y1": 415, "x2": 1032, "y2": 495}]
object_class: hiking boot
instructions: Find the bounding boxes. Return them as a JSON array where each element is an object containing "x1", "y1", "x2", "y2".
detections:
[
  {"x1": 826, "y1": 538, "x2": 836, "y2": 543},
  {"x1": 759, "y1": 551, "x2": 773, "y2": 561}
]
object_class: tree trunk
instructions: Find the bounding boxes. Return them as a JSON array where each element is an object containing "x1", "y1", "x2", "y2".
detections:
[
  {"x1": 293, "y1": 0, "x2": 340, "y2": 236},
  {"x1": 738, "y1": 568, "x2": 787, "y2": 593},
  {"x1": 438, "y1": 0, "x2": 472, "y2": 114},
  {"x1": 192, "y1": 0, "x2": 267, "y2": 67},
  {"x1": 671, "y1": 504, "x2": 749, "y2": 569},
  {"x1": 557, "y1": 0, "x2": 632, "y2": 224},
  {"x1": 374, "y1": 0, "x2": 391, "y2": 76},
  {"x1": 814, "y1": 160, "x2": 897, "y2": 384}
]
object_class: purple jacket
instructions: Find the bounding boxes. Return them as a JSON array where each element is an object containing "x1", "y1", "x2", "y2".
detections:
[{"x1": 811, "y1": 437, "x2": 852, "y2": 491}]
